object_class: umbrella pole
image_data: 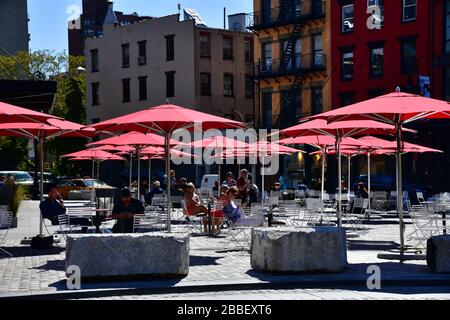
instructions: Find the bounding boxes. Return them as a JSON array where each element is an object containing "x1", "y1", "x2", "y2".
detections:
[
  {"x1": 148, "y1": 158, "x2": 152, "y2": 186},
  {"x1": 396, "y1": 123, "x2": 405, "y2": 255},
  {"x1": 129, "y1": 153, "x2": 133, "y2": 189},
  {"x1": 39, "y1": 136, "x2": 44, "y2": 236},
  {"x1": 368, "y1": 151, "x2": 371, "y2": 217},
  {"x1": 218, "y1": 163, "x2": 221, "y2": 190},
  {"x1": 137, "y1": 148, "x2": 141, "y2": 200},
  {"x1": 347, "y1": 156, "x2": 351, "y2": 196},
  {"x1": 337, "y1": 136, "x2": 343, "y2": 227},
  {"x1": 91, "y1": 158, "x2": 95, "y2": 203},
  {"x1": 261, "y1": 155, "x2": 265, "y2": 206},
  {"x1": 165, "y1": 132, "x2": 172, "y2": 233},
  {"x1": 321, "y1": 147, "x2": 326, "y2": 215}
]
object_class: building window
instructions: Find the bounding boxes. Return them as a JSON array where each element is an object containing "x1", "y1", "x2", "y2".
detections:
[
  {"x1": 223, "y1": 37, "x2": 234, "y2": 60},
  {"x1": 341, "y1": 50, "x2": 354, "y2": 80},
  {"x1": 446, "y1": 0, "x2": 450, "y2": 53},
  {"x1": 261, "y1": 42, "x2": 273, "y2": 72},
  {"x1": 444, "y1": 66, "x2": 450, "y2": 101},
  {"x1": 200, "y1": 73, "x2": 211, "y2": 96},
  {"x1": 342, "y1": 4, "x2": 354, "y2": 33},
  {"x1": 368, "y1": 89, "x2": 386, "y2": 99},
  {"x1": 370, "y1": 46, "x2": 384, "y2": 77},
  {"x1": 403, "y1": 0, "x2": 417, "y2": 22},
  {"x1": 199, "y1": 33, "x2": 211, "y2": 58},
  {"x1": 90, "y1": 49, "x2": 99, "y2": 72},
  {"x1": 91, "y1": 82, "x2": 99, "y2": 106},
  {"x1": 138, "y1": 76, "x2": 147, "y2": 101},
  {"x1": 244, "y1": 39, "x2": 253, "y2": 62},
  {"x1": 311, "y1": 86, "x2": 323, "y2": 115},
  {"x1": 245, "y1": 75, "x2": 254, "y2": 98},
  {"x1": 262, "y1": 91, "x2": 273, "y2": 129},
  {"x1": 280, "y1": 88, "x2": 302, "y2": 125},
  {"x1": 400, "y1": 38, "x2": 417, "y2": 74},
  {"x1": 122, "y1": 44, "x2": 130, "y2": 68},
  {"x1": 138, "y1": 41, "x2": 147, "y2": 65},
  {"x1": 122, "y1": 78, "x2": 131, "y2": 103},
  {"x1": 312, "y1": 34, "x2": 324, "y2": 67},
  {"x1": 166, "y1": 71, "x2": 175, "y2": 97},
  {"x1": 223, "y1": 74, "x2": 234, "y2": 96},
  {"x1": 165, "y1": 35, "x2": 175, "y2": 61},
  {"x1": 339, "y1": 92, "x2": 355, "y2": 107}
]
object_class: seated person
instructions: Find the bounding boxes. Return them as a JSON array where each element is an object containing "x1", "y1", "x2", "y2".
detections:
[
  {"x1": 222, "y1": 187, "x2": 264, "y2": 227},
  {"x1": 111, "y1": 189, "x2": 145, "y2": 233},
  {"x1": 248, "y1": 180, "x2": 259, "y2": 205},
  {"x1": 183, "y1": 183, "x2": 209, "y2": 232},
  {"x1": 297, "y1": 180, "x2": 309, "y2": 193},
  {"x1": 39, "y1": 185, "x2": 90, "y2": 226},
  {"x1": 355, "y1": 182, "x2": 368, "y2": 198},
  {"x1": 144, "y1": 181, "x2": 164, "y2": 205},
  {"x1": 222, "y1": 172, "x2": 237, "y2": 187}
]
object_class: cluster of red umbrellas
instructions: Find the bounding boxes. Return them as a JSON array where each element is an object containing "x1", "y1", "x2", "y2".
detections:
[
  {"x1": 276, "y1": 89, "x2": 450, "y2": 254},
  {"x1": 2, "y1": 89, "x2": 450, "y2": 256}
]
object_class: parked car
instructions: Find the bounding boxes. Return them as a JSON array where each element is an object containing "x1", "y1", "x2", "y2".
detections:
[
  {"x1": 57, "y1": 179, "x2": 114, "y2": 200},
  {"x1": 0, "y1": 171, "x2": 34, "y2": 186}
]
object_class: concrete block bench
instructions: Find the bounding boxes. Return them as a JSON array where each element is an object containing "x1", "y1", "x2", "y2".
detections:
[
  {"x1": 427, "y1": 235, "x2": 450, "y2": 273},
  {"x1": 251, "y1": 227, "x2": 347, "y2": 273},
  {"x1": 65, "y1": 233, "x2": 190, "y2": 279}
]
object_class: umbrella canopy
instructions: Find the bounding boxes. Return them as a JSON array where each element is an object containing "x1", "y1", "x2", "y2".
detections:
[
  {"x1": 0, "y1": 101, "x2": 61, "y2": 123},
  {"x1": 87, "y1": 103, "x2": 246, "y2": 133},
  {"x1": 89, "y1": 145, "x2": 135, "y2": 153},
  {"x1": 87, "y1": 103, "x2": 247, "y2": 232},
  {"x1": 87, "y1": 131, "x2": 178, "y2": 147},
  {"x1": 276, "y1": 119, "x2": 409, "y2": 139},
  {"x1": 310, "y1": 92, "x2": 450, "y2": 123},
  {"x1": 62, "y1": 149, "x2": 119, "y2": 160},
  {"x1": 278, "y1": 135, "x2": 369, "y2": 148},
  {"x1": 191, "y1": 136, "x2": 251, "y2": 149}
]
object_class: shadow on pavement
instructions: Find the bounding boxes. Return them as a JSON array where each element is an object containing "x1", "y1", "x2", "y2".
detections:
[
  {"x1": 347, "y1": 240, "x2": 400, "y2": 251},
  {"x1": 190, "y1": 255, "x2": 222, "y2": 266},
  {"x1": 0, "y1": 246, "x2": 64, "y2": 258}
]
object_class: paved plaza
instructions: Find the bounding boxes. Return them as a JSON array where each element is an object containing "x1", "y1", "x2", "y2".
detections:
[{"x1": 0, "y1": 201, "x2": 450, "y2": 300}]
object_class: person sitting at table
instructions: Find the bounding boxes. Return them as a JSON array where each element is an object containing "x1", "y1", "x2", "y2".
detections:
[
  {"x1": 111, "y1": 189, "x2": 145, "y2": 233},
  {"x1": 144, "y1": 181, "x2": 164, "y2": 205},
  {"x1": 39, "y1": 185, "x2": 90, "y2": 226},
  {"x1": 222, "y1": 187, "x2": 264, "y2": 227},
  {"x1": 355, "y1": 182, "x2": 368, "y2": 198},
  {"x1": 183, "y1": 183, "x2": 209, "y2": 233},
  {"x1": 237, "y1": 169, "x2": 250, "y2": 206},
  {"x1": 222, "y1": 172, "x2": 237, "y2": 187}
]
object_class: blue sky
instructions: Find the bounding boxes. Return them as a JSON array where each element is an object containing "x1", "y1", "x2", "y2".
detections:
[{"x1": 28, "y1": 0, "x2": 253, "y2": 53}]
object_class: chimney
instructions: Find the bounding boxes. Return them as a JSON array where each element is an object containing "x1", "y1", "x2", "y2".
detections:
[{"x1": 104, "y1": 0, "x2": 119, "y2": 25}]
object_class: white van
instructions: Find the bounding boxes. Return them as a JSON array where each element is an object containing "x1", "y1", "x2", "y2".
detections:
[{"x1": 200, "y1": 174, "x2": 219, "y2": 190}]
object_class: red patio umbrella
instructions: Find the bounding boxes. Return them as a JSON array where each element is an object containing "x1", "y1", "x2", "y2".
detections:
[
  {"x1": 275, "y1": 119, "x2": 407, "y2": 226},
  {"x1": 0, "y1": 119, "x2": 95, "y2": 236},
  {"x1": 0, "y1": 101, "x2": 61, "y2": 123},
  {"x1": 88, "y1": 103, "x2": 246, "y2": 232},
  {"x1": 87, "y1": 131, "x2": 182, "y2": 199}
]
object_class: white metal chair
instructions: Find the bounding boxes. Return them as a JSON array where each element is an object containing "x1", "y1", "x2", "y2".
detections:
[
  {"x1": 223, "y1": 216, "x2": 253, "y2": 251},
  {"x1": 57, "y1": 214, "x2": 73, "y2": 240},
  {"x1": 372, "y1": 191, "x2": 388, "y2": 211},
  {"x1": 344, "y1": 198, "x2": 369, "y2": 233},
  {"x1": 416, "y1": 192, "x2": 427, "y2": 206},
  {"x1": 180, "y1": 199, "x2": 205, "y2": 233},
  {"x1": 0, "y1": 211, "x2": 13, "y2": 257},
  {"x1": 407, "y1": 205, "x2": 440, "y2": 248}
]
